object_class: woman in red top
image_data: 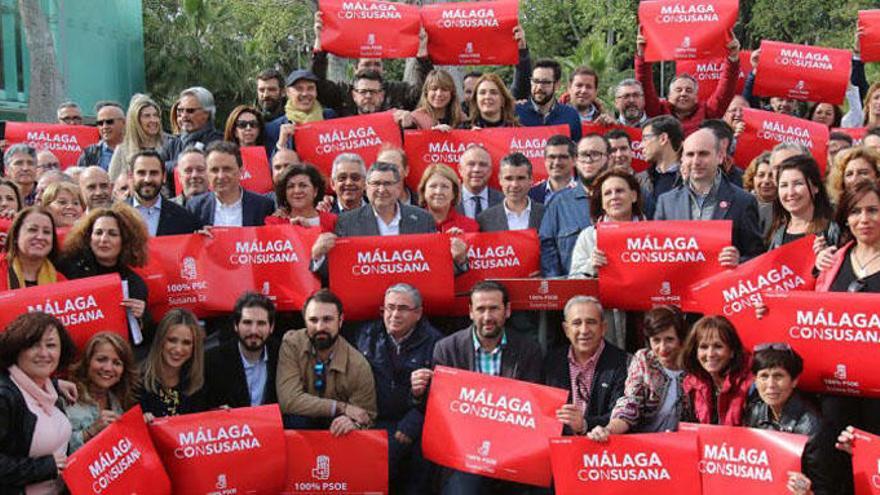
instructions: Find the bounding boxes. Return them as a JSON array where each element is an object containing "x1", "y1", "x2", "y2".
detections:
[
  {"x1": 265, "y1": 164, "x2": 337, "y2": 232},
  {"x1": 417, "y1": 164, "x2": 478, "y2": 234},
  {"x1": 679, "y1": 315, "x2": 752, "y2": 426}
]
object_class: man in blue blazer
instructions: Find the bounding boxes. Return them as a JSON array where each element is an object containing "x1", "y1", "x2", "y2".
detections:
[
  {"x1": 654, "y1": 128, "x2": 764, "y2": 263},
  {"x1": 186, "y1": 141, "x2": 275, "y2": 227}
]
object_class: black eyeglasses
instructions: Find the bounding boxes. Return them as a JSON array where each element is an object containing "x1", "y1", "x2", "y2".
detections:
[
  {"x1": 235, "y1": 121, "x2": 259, "y2": 129},
  {"x1": 313, "y1": 361, "x2": 326, "y2": 395},
  {"x1": 754, "y1": 342, "x2": 792, "y2": 352},
  {"x1": 848, "y1": 278, "x2": 867, "y2": 293}
]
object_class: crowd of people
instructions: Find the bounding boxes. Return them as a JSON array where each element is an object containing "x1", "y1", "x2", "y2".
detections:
[{"x1": 1, "y1": 9, "x2": 880, "y2": 495}]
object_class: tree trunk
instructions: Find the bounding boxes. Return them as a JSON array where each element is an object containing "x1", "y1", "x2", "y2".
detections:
[{"x1": 19, "y1": 0, "x2": 64, "y2": 122}]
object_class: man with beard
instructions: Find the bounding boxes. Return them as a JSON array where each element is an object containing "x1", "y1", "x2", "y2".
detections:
[
  {"x1": 277, "y1": 289, "x2": 377, "y2": 434},
  {"x1": 636, "y1": 29, "x2": 741, "y2": 136},
  {"x1": 515, "y1": 59, "x2": 582, "y2": 141},
  {"x1": 205, "y1": 292, "x2": 281, "y2": 409},
  {"x1": 613, "y1": 79, "x2": 648, "y2": 127},
  {"x1": 127, "y1": 150, "x2": 202, "y2": 236},
  {"x1": 79, "y1": 166, "x2": 113, "y2": 210},
  {"x1": 171, "y1": 146, "x2": 209, "y2": 206},
  {"x1": 256, "y1": 69, "x2": 286, "y2": 122},
  {"x1": 410, "y1": 281, "x2": 542, "y2": 494},
  {"x1": 538, "y1": 134, "x2": 610, "y2": 277},
  {"x1": 76, "y1": 101, "x2": 125, "y2": 171}
]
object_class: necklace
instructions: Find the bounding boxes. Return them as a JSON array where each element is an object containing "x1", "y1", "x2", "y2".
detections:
[{"x1": 854, "y1": 246, "x2": 880, "y2": 279}]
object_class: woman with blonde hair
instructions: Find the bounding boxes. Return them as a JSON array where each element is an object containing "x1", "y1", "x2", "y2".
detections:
[
  {"x1": 66, "y1": 332, "x2": 138, "y2": 451},
  {"x1": 108, "y1": 94, "x2": 169, "y2": 181},
  {"x1": 411, "y1": 69, "x2": 464, "y2": 130},
  {"x1": 418, "y1": 163, "x2": 478, "y2": 233},
  {"x1": 40, "y1": 181, "x2": 84, "y2": 229},
  {"x1": 826, "y1": 146, "x2": 880, "y2": 205},
  {"x1": 465, "y1": 73, "x2": 518, "y2": 128},
  {"x1": 138, "y1": 308, "x2": 206, "y2": 418},
  {"x1": 863, "y1": 81, "x2": 880, "y2": 128}
]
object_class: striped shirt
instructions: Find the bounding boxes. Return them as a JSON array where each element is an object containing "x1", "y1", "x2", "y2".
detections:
[
  {"x1": 472, "y1": 329, "x2": 507, "y2": 376},
  {"x1": 568, "y1": 340, "x2": 605, "y2": 411}
]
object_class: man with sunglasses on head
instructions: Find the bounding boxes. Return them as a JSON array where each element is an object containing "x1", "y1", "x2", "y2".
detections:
[
  {"x1": 276, "y1": 289, "x2": 377, "y2": 435},
  {"x1": 76, "y1": 101, "x2": 125, "y2": 171},
  {"x1": 159, "y1": 86, "x2": 224, "y2": 176},
  {"x1": 356, "y1": 283, "x2": 442, "y2": 494}
]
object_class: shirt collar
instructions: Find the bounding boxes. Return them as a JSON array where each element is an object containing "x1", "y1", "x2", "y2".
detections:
[
  {"x1": 461, "y1": 187, "x2": 487, "y2": 202},
  {"x1": 531, "y1": 98, "x2": 557, "y2": 116},
  {"x1": 133, "y1": 194, "x2": 162, "y2": 210},
  {"x1": 568, "y1": 339, "x2": 605, "y2": 371},
  {"x1": 238, "y1": 342, "x2": 268, "y2": 368},
  {"x1": 688, "y1": 171, "x2": 722, "y2": 197},
  {"x1": 372, "y1": 202, "x2": 401, "y2": 227},
  {"x1": 503, "y1": 197, "x2": 532, "y2": 217},
  {"x1": 215, "y1": 188, "x2": 244, "y2": 208},
  {"x1": 472, "y1": 327, "x2": 507, "y2": 353}
]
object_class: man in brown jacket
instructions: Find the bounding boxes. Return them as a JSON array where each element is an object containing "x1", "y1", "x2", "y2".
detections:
[{"x1": 276, "y1": 289, "x2": 377, "y2": 435}]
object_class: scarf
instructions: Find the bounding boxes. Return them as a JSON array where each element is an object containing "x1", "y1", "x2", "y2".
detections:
[
  {"x1": 285, "y1": 98, "x2": 325, "y2": 124},
  {"x1": 9, "y1": 364, "x2": 59, "y2": 415},
  {"x1": 9, "y1": 257, "x2": 58, "y2": 289}
]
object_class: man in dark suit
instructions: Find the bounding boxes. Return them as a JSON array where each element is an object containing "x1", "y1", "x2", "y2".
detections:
[
  {"x1": 186, "y1": 141, "x2": 275, "y2": 227},
  {"x1": 478, "y1": 152, "x2": 545, "y2": 232},
  {"x1": 455, "y1": 144, "x2": 503, "y2": 218},
  {"x1": 410, "y1": 281, "x2": 542, "y2": 494},
  {"x1": 204, "y1": 292, "x2": 280, "y2": 409},
  {"x1": 127, "y1": 150, "x2": 203, "y2": 236},
  {"x1": 311, "y1": 162, "x2": 466, "y2": 278},
  {"x1": 544, "y1": 295, "x2": 629, "y2": 434},
  {"x1": 654, "y1": 127, "x2": 764, "y2": 263}
]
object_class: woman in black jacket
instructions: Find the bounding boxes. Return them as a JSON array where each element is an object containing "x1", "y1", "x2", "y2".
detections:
[
  {"x1": 58, "y1": 203, "x2": 151, "y2": 359},
  {"x1": 0, "y1": 312, "x2": 77, "y2": 495},
  {"x1": 743, "y1": 344, "x2": 835, "y2": 495}
]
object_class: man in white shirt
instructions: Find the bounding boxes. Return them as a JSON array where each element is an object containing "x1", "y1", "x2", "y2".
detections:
[{"x1": 478, "y1": 153, "x2": 545, "y2": 232}]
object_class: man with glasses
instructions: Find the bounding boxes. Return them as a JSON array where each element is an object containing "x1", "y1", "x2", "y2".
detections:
[
  {"x1": 277, "y1": 289, "x2": 377, "y2": 433},
  {"x1": 348, "y1": 70, "x2": 387, "y2": 117},
  {"x1": 56, "y1": 101, "x2": 83, "y2": 125},
  {"x1": 35, "y1": 150, "x2": 61, "y2": 178},
  {"x1": 76, "y1": 101, "x2": 125, "y2": 171},
  {"x1": 635, "y1": 115, "x2": 685, "y2": 217},
  {"x1": 613, "y1": 79, "x2": 648, "y2": 128},
  {"x1": 310, "y1": 161, "x2": 439, "y2": 278},
  {"x1": 3, "y1": 144, "x2": 38, "y2": 205},
  {"x1": 539, "y1": 134, "x2": 610, "y2": 277},
  {"x1": 159, "y1": 86, "x2": 224, "y2": 173},
  {"x1": 515, "y1": 59, "x2": 582, "y2": 141},
  {"x1": 636, "y1": 28, "x2": 742, "y2": 136},
  {"x1": 326, "y1": 153, "x2": 368, "y2": 214},
  {"x1": 356, "y1": 283, "x2": 442, "y2": 494},
  {"x1": 529, "y1": 135, "x2": 577, "y2": 204}
]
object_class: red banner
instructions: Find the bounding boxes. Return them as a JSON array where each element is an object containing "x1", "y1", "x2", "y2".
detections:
[
  {"x1": 852, "y1": 428, "x2": 880, "y2": 495},
  {"x1": 833, "y1": 127, "x2": 868, "y2": 146},
  {"x1": 319, "y1": 0, "x2": 420, "y2": 59},
  {"x1": 327, "y1": 233, "x2": 454, "y2": 320},
  {"x1": 580, "y1": 122, "x2": 648, "y2": 173},
  {"x1": 240, "y1": 146, "x2": 274, "y2": 194},
  {"x1": 597, "y1": 220, "x2": 730, "y2": 311},
  {"x1": 148, "y1": 405, "x2": 286, "y2": 495},
  {"x1": 0, "y1": 274, "x2": 126, "y2": 350},
  {"x1": 455, "y1": 230, "x2": 540, "y2": 294},
  {"x1": 549, "y1": 432, "x2": 701, "y2": 495},
  {"x1": 5, "y1": 122, "x2": 100, "y2": 169},
  {"x1": 497, "y1": 278, "x2": 599, "y2": 311},
  {"x1": 64, "y1": 406, "x2": 171, "y2": 495},
  {"x1": 135, "y1": 226, "x2": 321, "y2": 319},
  {"x1": 860, "y1": 11, "x2": 880, "y2": 63},
  {"x1": 755, "y1": 290, "x2": 880, "y2": 397},
  {"x1": 294, "y1": 111, "x2": 402, "y2": 180},
  {"x1": 403, "y1": 126, "x2": 568, "y2": 191},
  {"x1": 422, "y1": 366, "x2": 567, "y2": 487},
  {"x1": 753, "y1": 40, "x2": 852, "y2": 105},
  {"x1": 281, "y1": 430, "x2": 388, "y2": 495},
  {"x1": 421, "y1": 0, "x2": 519, "y2": 65},
  {"x1": 638, "y1": 0, "x2": 738, "y2": 62},
  {"x1": 675, "y1": 51, "x2": 752, "y2": 102},
  {"x1": 683, "y1": 235, "x2": 816, "y2": 325},
  {"x1": 733, "y1": 108, "x2": 830, "y2": 174},
  {"x1": 680, "y1": 422, "x2": 808, "y2": 495}
]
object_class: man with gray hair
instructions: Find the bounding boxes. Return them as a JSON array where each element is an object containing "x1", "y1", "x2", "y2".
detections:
[
  {"x1": 356, "y1": 283, "x2": 442, "y2": 494},
  {"x1": 76, "y1": 101, "x2": 125, "y2": 171},
  {"x1": 768, "y1": 142, "x2": 811, "y2": 179},
  {"x1": 328, "y1": 153, "x2": 368, "y2": 214},
  {"x1": 159, "y1": 86, "x2": 224, "y2": 177},
  {"x1": 3, "y1": 144, "x2": 38, "y2": 205},
  {"x1": 613, "y1": 79, "x2": 647, "y2": 127},
  {"x1": 544, "y1": 295, "x2": 628, "y2": 435},
  {"x1": 56, "y1": 101, "x2": 83, "y2": 125}
]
